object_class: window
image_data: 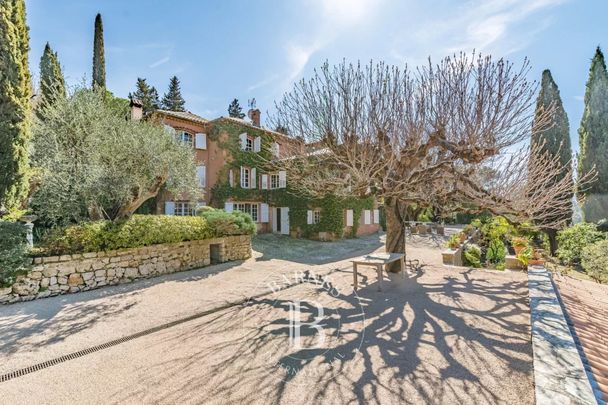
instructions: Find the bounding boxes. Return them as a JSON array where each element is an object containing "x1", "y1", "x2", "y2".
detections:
[
  {"x1": 245, "y1": 136, "x2": 254, "y2": 152},
  {"x1": 176, "y1": 131, "x2": 194, "y2": 148},
  {"x1": 234, "y1": 203, "x2": 258, "y2": 222},
  {"x1": 313, "y1": 209, "x2": 321, "y2": 224},
  {"x1": 241, "y1": 167, "x2": 250, "y2": 188},
  {"x1": 270, "y1": 173, "x2": 280, "y2": 189},
  {"x1": 175, "y1": 201, "x2": 195, "y2": 216}
]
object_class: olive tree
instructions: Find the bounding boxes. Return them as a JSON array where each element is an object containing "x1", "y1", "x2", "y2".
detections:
[
  {"x1": 272, "y1": 54, "x2": 590, "y2": 269},
  {"x1": 32, "y1": 87, "x2": 198, "y2": 225}
]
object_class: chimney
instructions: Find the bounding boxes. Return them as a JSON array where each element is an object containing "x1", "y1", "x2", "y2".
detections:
[
  {"x1": 130, "y1": 98, "x2": 143, "y2": 121},
  {"x1": 248, "y1": 108, "x2": 261, "y2": 127}
]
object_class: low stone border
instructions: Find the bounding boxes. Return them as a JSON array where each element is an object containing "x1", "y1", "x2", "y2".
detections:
[
  {"x1": 1, "y1": 235, "x2": 252, "y2": 304},
  {"x1": 528, "y1": 266, "x2": 596, "y2": 405}
]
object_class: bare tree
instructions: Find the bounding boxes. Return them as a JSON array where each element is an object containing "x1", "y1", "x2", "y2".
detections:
[{"x1": 271, "y1": 54, "x2": 592, "y2": 269}]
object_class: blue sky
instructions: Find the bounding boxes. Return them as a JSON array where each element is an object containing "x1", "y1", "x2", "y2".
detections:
[{"x1": 26, "y1": 0, "x2": 607, "y2": 151}]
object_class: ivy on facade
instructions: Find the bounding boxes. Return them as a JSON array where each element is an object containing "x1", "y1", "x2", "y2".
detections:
[{"x1": 208, "y1": 120, "x2": 374, "y2": 238}]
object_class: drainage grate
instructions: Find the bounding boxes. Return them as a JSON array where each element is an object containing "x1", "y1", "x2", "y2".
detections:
[{"x1": 0, "y1": 267, "x2": 342, "y2": 384}]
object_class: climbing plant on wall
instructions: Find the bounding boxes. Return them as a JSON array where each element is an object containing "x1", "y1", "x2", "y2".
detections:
[{"x1": 207, "y1": 120, "x2": 374, "y2": 238}]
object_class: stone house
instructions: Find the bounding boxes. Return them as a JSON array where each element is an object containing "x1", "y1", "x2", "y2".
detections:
[{"x1": 132, "y1": 101, "x2": 381, "y2": 239}]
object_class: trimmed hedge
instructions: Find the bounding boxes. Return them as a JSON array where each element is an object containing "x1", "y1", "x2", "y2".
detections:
[
  {"x1": 38, "y1": 213, "x2": 254, "y2": 256},
  {"x1": 0, "y1": 221, "x2": 31, "y2": 287},
  {"x1": 198, "y1": 209, "x2": 257, "y2": 237}
]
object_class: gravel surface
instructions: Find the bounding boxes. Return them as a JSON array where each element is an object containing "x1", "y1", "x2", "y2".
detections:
[{"x1": 0, "y1": 230, "x2": 533, "y2": 404}]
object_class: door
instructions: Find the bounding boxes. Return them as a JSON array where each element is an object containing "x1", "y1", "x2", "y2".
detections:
[{"x1": 280, "y1": 207, "x2": 290, "y2": 235}]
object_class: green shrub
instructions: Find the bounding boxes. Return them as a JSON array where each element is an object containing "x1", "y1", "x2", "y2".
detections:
[
  {"x1": 0, "y1": 221, "x2": 31, "y2": 287},
  {"x1": 481, "y1": 216, "x2": 512, "y2": 240},
  {"x1": 446, "y1": 234, "x2": 460, "y2": 249},
  {"x1": 581, "y1": 240, "x2": 608, "y2": 283},
  {"x1": 198, "y1": 210, "x2": 257, "y2": 237},
  {"x1": 486, "y1": 238, "x2": 507, "y2": 266},
  {"x1": 556, "y1": 223, "x2": 605, "y2": 265},
  {"x1": 516, "y1": 246, "x2": 533, "y2": 267},
  {"x1": 39, "y1": 215, "x2": 214, "y2": 255},
  {"x1": 463, "y1": 244, "x2": 482, "y2": 268}
]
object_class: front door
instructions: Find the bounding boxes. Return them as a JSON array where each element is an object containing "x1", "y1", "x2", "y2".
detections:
[
  {"x1": 280, "y1": 207, "x2": 289, "y2": 235},
  {"x1": 274, "y1": 207, "x2": 281, "y2": 233}
]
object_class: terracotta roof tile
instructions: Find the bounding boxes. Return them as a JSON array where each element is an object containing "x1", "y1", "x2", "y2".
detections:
[{"x1": 554, "y1": 273, "x2": 608, "y2": 403}]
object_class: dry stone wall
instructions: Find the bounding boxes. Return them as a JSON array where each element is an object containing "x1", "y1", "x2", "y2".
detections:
[{"x1": 1, "y1": 235, "x2": 251, "y2": 304}]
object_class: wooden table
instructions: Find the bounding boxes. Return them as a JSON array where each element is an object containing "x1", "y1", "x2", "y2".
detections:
[{"x1": 351, "y1": 253, "x2": 405, "y2": 291}]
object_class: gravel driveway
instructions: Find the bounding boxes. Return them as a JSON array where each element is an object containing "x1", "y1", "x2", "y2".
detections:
[{"x1": 0, "y1": 231, "x2": 533, "y2": 404}]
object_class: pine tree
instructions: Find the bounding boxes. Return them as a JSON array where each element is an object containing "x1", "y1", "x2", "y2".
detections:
[
  {"x1": 531, "y1": 70, "x2": 573, "y2": 253},
  {"x1": 92, "y1": 13, "x2": 106, "y2": 90},
  {"x1": 38, "y1": 42, "x2": 65, "y2": 115},
  {"x1": 579, "y1": 47, "x2": 608, "y2": 222},
  {"x1": 129, "y1": 78, "x2": 160, "y2": 116},
  {"x1": 161, "y1": 76, "x2": 186, "y2": 111},
  {"x1": 0, "y1": 0, "x2": 32, "y2": 212},
  {"x1": 228, "y1": 98, "x2": 245, "y2": 118}
]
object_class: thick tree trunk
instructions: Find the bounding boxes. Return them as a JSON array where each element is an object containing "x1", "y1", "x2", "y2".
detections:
[
  {"x1": 545, "y1": 228, "x2": 558, "y2": 256},
  {"x1": 385, "y1": 198, "x2": 407, "y2": 272}
]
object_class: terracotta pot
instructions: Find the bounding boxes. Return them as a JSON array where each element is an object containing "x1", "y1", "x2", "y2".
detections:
[{"x1": 528, "y1": 259, "x2": 545, "y2": 266}]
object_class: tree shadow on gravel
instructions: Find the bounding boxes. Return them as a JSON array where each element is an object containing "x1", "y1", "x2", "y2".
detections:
[{"x1": 111, "y1": 267, "x2": 534, "y2": 405}]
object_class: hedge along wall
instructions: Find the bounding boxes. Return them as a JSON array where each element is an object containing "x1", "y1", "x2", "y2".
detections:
[
  {"x1": 207, "y1": 121, "x2": 375, "y2": 238},
  {"x1": 0, "y1": 235, "x2": 251, "y2": 304}
]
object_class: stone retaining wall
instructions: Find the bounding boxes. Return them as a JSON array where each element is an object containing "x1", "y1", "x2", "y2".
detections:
[{"x1": 0, "y1": 235, "x2": 252, "y2": 304}]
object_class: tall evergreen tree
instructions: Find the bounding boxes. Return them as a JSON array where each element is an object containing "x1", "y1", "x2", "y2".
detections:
[
  {"x1": 228, "y1": 98, "x2": 245, "y2": 118},
  {"x1": 129, "y1": 78, "x2": 160, "y2": 116},
  {"x1": 92, "y1": 13, "x2": 105, "y2": 90},
  {"x1": 38, "y1": 42, "x2": 65, "y2": 116},
  {"x1": 579, "y1": 47, "x2": 608, "y2": 222},
  {"x1": 161, "y1": 76, "x2": 186, "y2": 111},
  {"x1": 0, "y1": 0, "x2": 32, "y2": 212},
  {"x1": 531, "y1": 70, "x2": 573, "y2": 254}
]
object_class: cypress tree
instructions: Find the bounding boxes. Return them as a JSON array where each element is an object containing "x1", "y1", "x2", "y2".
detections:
[
  {"x1": 161, "y1": 76, "x2": 186, "y2": 111},
  {"x1": 579, "y1": 47, "x2": 608, "y2": 222},
  {"x1": 129, "y1": 78, "x2": 160, "y2": 116},
  {"x1": 92, "y1": 13, "x2": 106, "y2": 90},
  {"x1": 0, "y1": 0, "x2": 32, "y2": 212},
  {"x1": 531, "y1": 70, "x2": 573, "y2": 254},
  {"x1": 228, "y1": 98, "x2": 245, "y2": 118},
  {"x1": 38, "y1": 42, "x2": 65, "y2": 116}
]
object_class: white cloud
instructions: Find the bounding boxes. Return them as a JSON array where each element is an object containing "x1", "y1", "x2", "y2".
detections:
[
  {"x1": 247, "y1": 74, "x2": 279, "y2": 92},
  {"x1": 149, "y1": 56, "x2": 170, "y2": 68},
  {"x1": 282, "y1": 0, "x2": 383, "y2": 87}
]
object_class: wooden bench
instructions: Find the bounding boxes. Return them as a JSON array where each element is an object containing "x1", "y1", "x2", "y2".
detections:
[{"x1": 351, "y1": 253, "x2": 405, "y2": 291}]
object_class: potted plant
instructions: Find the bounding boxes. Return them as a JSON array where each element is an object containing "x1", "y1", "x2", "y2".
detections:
[
  {"x1": 511, "y1": 236, "x2": 530, "y2": 256},
  {"x1": 528, "y1": 249, "x2": 545, "y2": 266},
  {"x1": 458, "y1": 231, "x2": 467, "y2": 243},
  {"x1": 516, "y1": 246, "x2": 533, "y2": 269},
  {"x1": 447, "y1": 234, "x2": 460, "y2": 249}
]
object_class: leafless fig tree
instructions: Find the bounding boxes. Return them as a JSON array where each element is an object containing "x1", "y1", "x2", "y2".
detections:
[{"x1": 271, "y1": 54, "x2": 591, "y2": 267}]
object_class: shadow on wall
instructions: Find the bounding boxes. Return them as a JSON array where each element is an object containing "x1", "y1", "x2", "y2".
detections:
[
  {"x1": 252, "y1": 233, "x2": 384, "y2": 265},
  {"x1": 110, "y1": 268, "x2": 533, "y2": 404}
]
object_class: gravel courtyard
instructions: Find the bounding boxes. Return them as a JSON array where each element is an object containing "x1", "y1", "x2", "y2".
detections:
[{"x1": 0, "y1": 231, "x2": 533, "y2": 404}]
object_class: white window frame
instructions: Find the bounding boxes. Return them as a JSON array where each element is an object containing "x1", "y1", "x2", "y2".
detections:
[
  {"x1": 176, "y1": 131, "x2": 194, "y2": 148},
  {"x1": 270, "y1": 173, "x2": 280, "y2": 189},
  {"x1": 234, "y1": 202, "x2": 259, "y2": 222},
  {"x1": 174, "y1": 201, "x2": 195, "y2": 216},
  {"x1": 241, "y1": 167, "x2": 251, "y2": 188},
  {"x1": 245, "y1": 136, "x2": 254, "y2": 152},
  {"x1": 313, "y1": 209, "x2": 321, "y2": 224}
]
